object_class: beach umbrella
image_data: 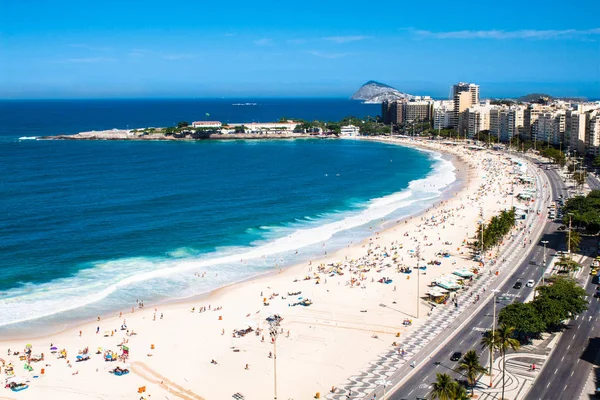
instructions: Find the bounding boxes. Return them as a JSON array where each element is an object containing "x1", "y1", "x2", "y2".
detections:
[
  {"x1": 25, "y1": 344, "x2": 32, "y2": 349},
  {"x1": 50, "y1": 346, "x2": 58, "y2": 351},
  {"x1": 76, "y1": 355, "x2": 83, "y2": 360}
]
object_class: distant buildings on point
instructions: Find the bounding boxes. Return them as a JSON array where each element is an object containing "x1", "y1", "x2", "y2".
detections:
[{"x1": 381, "y1": 82, "x2": 600, "y2": 156}]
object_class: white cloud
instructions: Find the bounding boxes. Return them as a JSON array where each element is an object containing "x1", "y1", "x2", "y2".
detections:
[
  {"x1": 322, "y1": 35, "x2": 370, "y2": 43},
  {"x1": 414, "y1": 28, "x2": 600, "y2": 40},
  {"x1": 253, "y1": 38, "x2": 273, "y2": 46},
  {"x1": 307, "y1": 51, "x2": 351, "y2": 59}
]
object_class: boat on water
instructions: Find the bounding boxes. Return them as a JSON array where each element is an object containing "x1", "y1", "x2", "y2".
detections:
[
  {"x1": 18, "y1": 136, "x2": 37, "y2": 140},
  {"x1": 232, "y1": 103, "x2": 257, "y2": 106}
]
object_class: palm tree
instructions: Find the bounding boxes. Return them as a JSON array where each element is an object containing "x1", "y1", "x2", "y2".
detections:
[
  {"x1": 480, "y1": 329, "x2": 500, "y2": 387},
  {"x1": 497, "y1": 324, "x2": 520, "y2": 400},
  {"x1": 452, "y1": 384, "x2": 469, "y2": 400},
  {"x1": 430, "y1": 373, "x2": 458, "y2": 400},
  {"x1": 456, "y1": 350, "x2": 488, "y2": 396}
]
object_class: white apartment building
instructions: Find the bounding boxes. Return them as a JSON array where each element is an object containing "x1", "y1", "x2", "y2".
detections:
[
  {"x1": 489, "y1": 105, "x2": 525, "y2": 142},
  {"x1": 532, "y1": 110, "x2": 566, "y2": 146},
  {"x1": 585, "y1": 111, "x2": 600, "y2": 156},
  {"x1": 466, "y1": 103, "x2": 491, "y2": 139},
  {"x1": 433, "y1": 100, "x2": 453, "y2": 130}
]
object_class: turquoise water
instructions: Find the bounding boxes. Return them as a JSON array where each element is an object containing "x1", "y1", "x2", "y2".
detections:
[{"x1": 0, "y1": 100, "x2": 456, "y2": 333}]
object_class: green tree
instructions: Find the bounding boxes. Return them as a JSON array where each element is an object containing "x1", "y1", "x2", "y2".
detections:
[
  {"x1": 177, "y1": 121, "x2": 189, "y2": 128},
  {"x1": 456, "y1": 350, "x2": 487, "y2": 396},
  {"x1": 593, "y1": 156, "x2": 600, "y2": 168},
  {"x1": 480, "y1": 330, "x2": 500, "y2": 389},
  {"x1": 554, "y1": 256, "x2": 580, "y2": 275},
  {"x1": 430, "y1": 373, "x2": 458, "y2": 400},
  {"x1": 496, "y1": 324, "x2": 520, "y2": 400},
  {"x1": 566, "y1": 230, "x2": 581, "y2": 254},
  {"x1": 234, "y1": 125, "x2": 246, "y2": 133},
  {"x1": 498, "y1": 303, "x2": 546, "y2": 339},
  {"x1": 573, "y1": 171, "x2": 587, "y2": 187},
  {"x1": 535, "y1": 276, "x2": 588, "y2": 324}
]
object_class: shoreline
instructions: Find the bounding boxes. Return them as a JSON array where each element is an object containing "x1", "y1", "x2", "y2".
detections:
[
  {"x1": 0, "y1": 139, "x2": 463, "y2": 340},
  {"x1": 0, "y1": 137, "x2": 524, "y2": 400}
]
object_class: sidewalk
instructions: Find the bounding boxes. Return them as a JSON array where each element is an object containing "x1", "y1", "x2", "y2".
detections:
[{"x1": 476, "y1": 332, "x2": 559, "y2": 400}]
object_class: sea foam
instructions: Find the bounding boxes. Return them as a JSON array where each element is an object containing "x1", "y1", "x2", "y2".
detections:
[{"x1": 0, "y1": 149, "x2": 455, "y2": 329}]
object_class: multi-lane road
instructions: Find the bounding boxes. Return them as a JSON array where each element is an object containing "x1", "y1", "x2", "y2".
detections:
[{"x1": 387, "y1": 163, "x2": 569, "y2": 400}]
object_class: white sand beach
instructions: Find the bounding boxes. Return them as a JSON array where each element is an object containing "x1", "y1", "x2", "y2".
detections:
[{"x1": 0, "y1": 139, "x2": 535, "y2": 400}]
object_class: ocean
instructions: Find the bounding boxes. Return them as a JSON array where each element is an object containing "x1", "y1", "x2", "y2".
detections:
[{"x1": 0, "y1": 99, "x2": 456, "y2": 335}]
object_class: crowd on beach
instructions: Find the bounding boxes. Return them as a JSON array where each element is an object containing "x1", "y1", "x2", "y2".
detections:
[{"x1": 0, "y1": 139, "x2": 539, "y2": 399}]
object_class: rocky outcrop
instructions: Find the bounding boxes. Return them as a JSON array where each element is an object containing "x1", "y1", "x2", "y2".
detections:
[{"x1": 351, "y1": 81, "x2": 414, "y2": 104}]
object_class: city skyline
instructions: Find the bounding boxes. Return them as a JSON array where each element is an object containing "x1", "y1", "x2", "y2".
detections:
[{"x1": 1, "y1": 0, "x2": 600, "y2": 99}]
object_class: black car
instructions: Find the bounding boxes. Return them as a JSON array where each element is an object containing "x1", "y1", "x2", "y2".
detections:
[
  {"x1": 513, "y1": 281, "x2": 523, "y2": 289},
  {"x1": 450, "y1": 352, "x2": 462, "y2": 361}
]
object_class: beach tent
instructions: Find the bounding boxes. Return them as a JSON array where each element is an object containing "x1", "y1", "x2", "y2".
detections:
[{"x1": 452, "y1": 269, "x2": 474, "y2": 278}]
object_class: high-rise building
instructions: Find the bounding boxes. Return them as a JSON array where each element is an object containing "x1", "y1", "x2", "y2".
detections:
[
  {"x1": 532, "y1": 110, "x2": 566, "y2": 146},
  {"x1": 451, "y1": 83, "x2": 479, "y2": 131},
  {"x1": 586, "y1": 111, "x2": 600, "y2": 156},
  {"x1": 404, "y1": 100, "x2": 433, "y2": 122},
  {"x1": 381, "y1": 100, "x2": 405, "y2": 125},
  {"x1": 489, "y1": 105, "x2": 525, "y2": 142},
  {"x1": 433, "y1": 100, "x2": 453, "y2": 130},
  {"x1": 466, "y1": 103, "x2": 491, "y2": 139},
  {"x1": 567, "y1": 109, "x2": 587, "y2": 155}
]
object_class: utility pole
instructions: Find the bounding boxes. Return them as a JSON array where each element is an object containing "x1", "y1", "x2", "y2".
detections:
[{"x1": 541, "y1": 240, "x2": 549, "y2": 286}]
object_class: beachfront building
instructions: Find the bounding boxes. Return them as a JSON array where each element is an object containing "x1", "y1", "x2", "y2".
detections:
[
  {"x1": 433, "y1": 100, "x2": 453, "y2": 130},
  {"x1": 465, "y1": 103, "x2": 491, "y2": 139},
  {"x1": 340, "y1": 125, "x2": 360, "y2": 136},
  {"x1": 192, "y1": 121, "x2": 223, "y2": 128},
  {"x1": 404, "y1": 100, "x2": 434, "y2": 122},
  {"x1": 489, "y1": 105, "x2": 525, "y2": 142},
  {"x1": 531, "y1": 110, "x2": 566, "y2": 147},
  {"x1": 585, "y1": 111, "x2": 600, "y2": 156},
  {"x1": 451, "y1": 82, "x2": 479, "y2": 130},
  {"x1": 225, "y1": 121, "x2": 298, "y2": 134},
  {"x1": 382, "y1": 99, "x2": 434, "y2": 125},
  {"x1": 381, "y1": 100, "x2": 405, "y2": 125}
]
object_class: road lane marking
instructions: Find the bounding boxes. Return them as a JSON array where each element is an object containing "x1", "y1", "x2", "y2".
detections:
[
  {"x1": 561, "y1": 355, "x2": 565, "y2": 362},
  {"x1": 571, "y1": 371, "x2": 575, "y2": 377},
  {"x1": 554, "y1": 368, "x2": 558, "y2": 375}
]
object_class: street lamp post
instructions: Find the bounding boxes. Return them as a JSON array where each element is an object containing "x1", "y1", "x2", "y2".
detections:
[
  {"x1": 489, "y1": 288, "x2": 500, "y2": 387},
  {"x1": 375, "y1": 379, "x2": 391, "y2": 400},
  {"x1": 568, "y1": 213, "x2": 573, "y2": 256},
  {"x1": 541, "y1": 240, "x2": 549, "y2": 286},
  {"x1": 269, "y1": 321, "x2": 279, "y2": 400},
  {"x1": 415, "y1": 245, "x2": 421, "y2": 318}
]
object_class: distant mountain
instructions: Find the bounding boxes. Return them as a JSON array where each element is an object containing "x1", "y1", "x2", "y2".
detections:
[
  {"x1": 351, "y1": 81, "x2": 414, "y2": 104},
  {"x1": 516, "y1": 93, "x2": 587, "y2": 103}
]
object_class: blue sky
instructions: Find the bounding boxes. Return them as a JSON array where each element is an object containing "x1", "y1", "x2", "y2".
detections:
[{"x1": 1, "y1": 0, "x2": 599, "y2": 99}]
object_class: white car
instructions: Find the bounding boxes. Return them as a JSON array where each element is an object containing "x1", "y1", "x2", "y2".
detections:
[{"x1": 526, "y1": 279, "x2": 535, "y2": 288}]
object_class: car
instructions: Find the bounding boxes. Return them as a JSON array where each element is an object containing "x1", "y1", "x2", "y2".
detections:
[
  {"x1": 526, "y1": 280, "x2": 535, "y2": 288},
  {"x1": 591, "y1": 268, "x2": 598, "y2": 275},
  {"x1": 450, "y1": 352, "x2": 462, "y2": 362},
  {"x1": 513, "y1": 281, "x2": 523, "y2": 289}
]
